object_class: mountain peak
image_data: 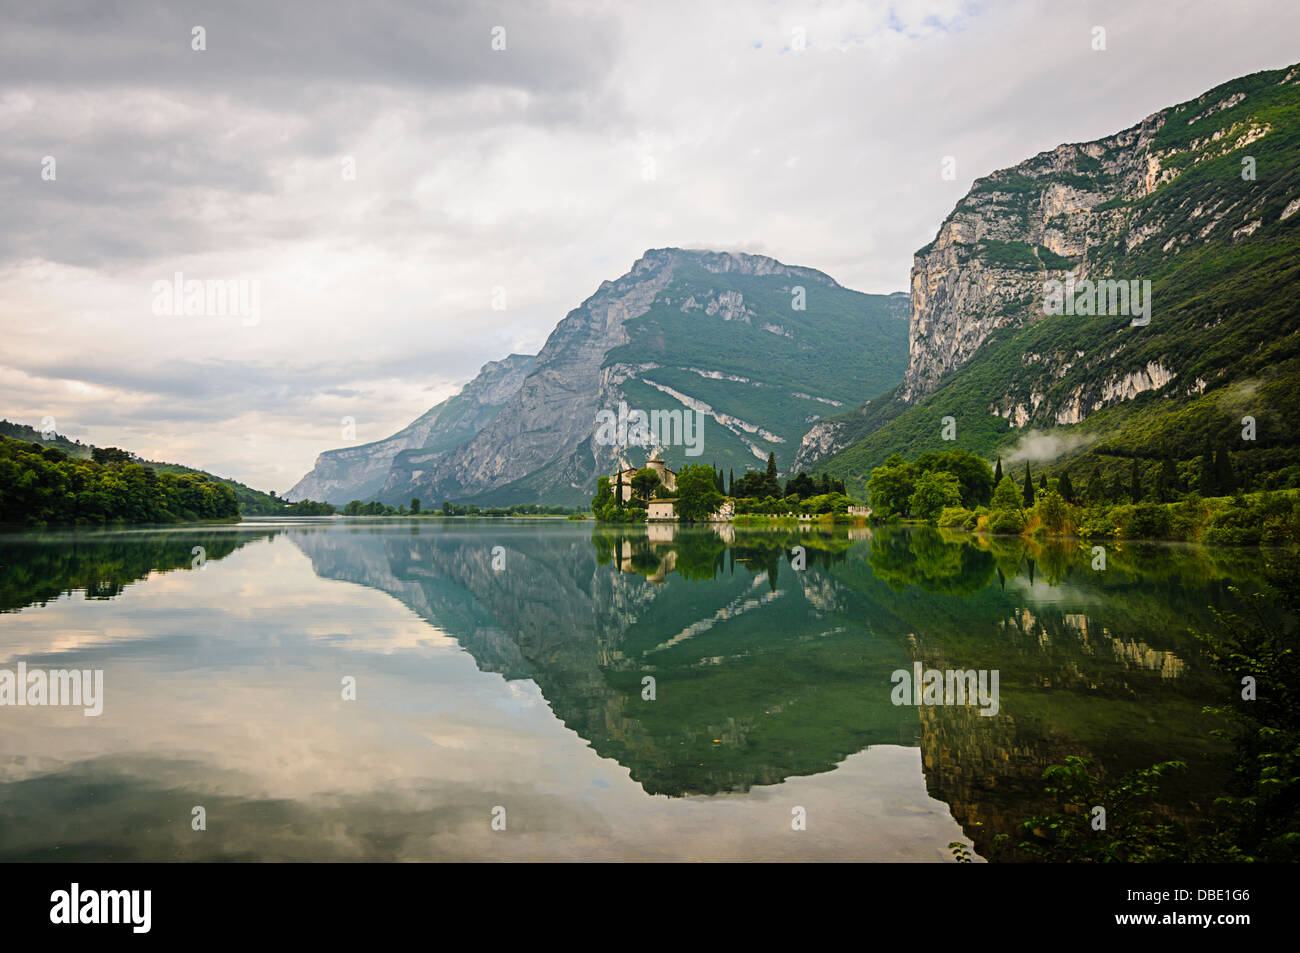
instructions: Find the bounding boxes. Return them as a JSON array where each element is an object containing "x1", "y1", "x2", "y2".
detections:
[{"x1": 628, "y1": 247, "x2": 840, "y2": 286}]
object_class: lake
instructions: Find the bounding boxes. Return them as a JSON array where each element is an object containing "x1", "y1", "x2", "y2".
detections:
[{"x1": 0, "y1": 518, "x2": 1266, "y2": 861}]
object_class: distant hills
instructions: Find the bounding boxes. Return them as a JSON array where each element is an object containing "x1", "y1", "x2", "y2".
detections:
[{"x1": 0, "y1": 419, "x2": 289, "y2": 516}]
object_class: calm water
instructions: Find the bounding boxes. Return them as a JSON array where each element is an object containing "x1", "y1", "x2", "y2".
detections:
[{"x1": 0, "y1": 519, "x2": 1266, "y2": 861}]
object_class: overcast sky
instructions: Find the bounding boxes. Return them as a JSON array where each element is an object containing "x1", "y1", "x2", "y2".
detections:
[{"x1": 3, "y1": 0, "x2": 1298, "y2": 491}]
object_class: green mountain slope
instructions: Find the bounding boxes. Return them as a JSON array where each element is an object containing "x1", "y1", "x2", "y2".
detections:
[{"x1": 815, "y1": 63, "x2": 1300, "y2": 496}]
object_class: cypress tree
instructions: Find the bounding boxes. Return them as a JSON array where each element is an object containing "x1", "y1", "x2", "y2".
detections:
[
  {"x1": 1130, "y1": 458, "x2": 1142, "y2": 502},
  {"x1": 1157, "y1": 456, "x2": 1178, "y2": 503},
  {"x1": 1058, "y1": 469, "x2": 1074, "y2": 503},
  {"x1": 1198, "y1": 438, "x2": 1216, "y2": 496},
  {"x1": 1023, "y1": 463, "x2": 1035, "y2": 507},
  {"x1": 1086, "y1": 466, "x2": 1105, "y2": 504},
  {"x1": 1215, "y1": 446, "x2": 1236, "y2": 494},
  {"x1": 728, "y1": 468, "x2": 734, "y2": 496},
  {"x1": 994, "y1": 458, "x2": 1003, "y2": 483}
]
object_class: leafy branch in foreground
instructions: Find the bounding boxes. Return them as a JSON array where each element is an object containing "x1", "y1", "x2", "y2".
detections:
[{"x1": 992, "y1": 551, "x2": 1300, "y2": 862}]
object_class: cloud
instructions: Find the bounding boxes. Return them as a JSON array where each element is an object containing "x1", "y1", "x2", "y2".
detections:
[
  {"x1": 1002, "y1": 429, "x2": 1100, "y2": 466},
  {"x1": 3, "y1": 0, "x2": 1299, "y2": 489}
]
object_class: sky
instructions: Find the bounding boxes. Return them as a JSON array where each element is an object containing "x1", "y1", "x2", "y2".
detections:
[{"x1": 3, "y1": 0, "x2": 1298, "y2": 492}]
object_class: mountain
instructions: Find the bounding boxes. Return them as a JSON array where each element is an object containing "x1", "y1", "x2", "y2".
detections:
[
  {"x1": 289, "y1": 249, "x2": 910, "y2": 507},
  {"x1": 805, "y1": 63, "x2": 1300, "y2": 494},
  {"x1": 285, "y1": 353, "x2": 535, "y2": 504}
]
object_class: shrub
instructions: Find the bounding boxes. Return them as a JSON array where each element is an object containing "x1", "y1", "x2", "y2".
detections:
[
  {"x1": 1120, "y1": 502, "x2": 1173, "y2": 540},
  {"x1": 989, "y1": 509, "x2": 1026, "y2": 534},
  {"x1": 938, "y1": 506, "x2": 973, "y2": 528},
  {"x1": 1203, "y1": 500, "x2": 1264, "y2": 545}
]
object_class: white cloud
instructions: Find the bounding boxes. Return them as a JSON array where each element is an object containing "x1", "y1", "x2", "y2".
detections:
[{"x1": 2, "y1": 0, "x2": 1298, "y2": 490}]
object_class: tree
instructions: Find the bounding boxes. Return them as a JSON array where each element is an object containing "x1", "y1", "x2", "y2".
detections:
[
  {"x1": 728, "y1": 468, "x2": 734, "y2": 496},
  {"x1": 1022, "y1": 463, "x2": 1036, "y2": 507},
  {"x1": 762, "y1": 452, "x2": 781, "y2": 498},
  {"x1": 731, "y1": 469, "x2": 769, "y2": 498},
  {"x1": 1215, "y1": 446, "x2": 1237, "y2": 495},
  {"x1": 1086, "y1": 466, "x2": 1106, "y2": 505},
  {"x1": 908, "y1": 470, "x2": 962, "y2": 524},
  {"x1": 91, "y1": 447, "x2": 132, "y2": 466},
  {"x1": 631, "y1": 467, "x2": 661, "y2": 501},
  {"x1": 675, "y1": 464, "x2": 724, "y2": 522},
  {"x1": 1058, "y1": 470, "x2": 1074, "y2": 503},
  {"x1": 1109, "y1": 471, "x2": 1127, "y2": 504},
  {"x1": 1155, "y1": 456, "x2": 1178, "y2": 503},
  {"x1": 410, "y1": 497, "x2": 420, "y2": 514},
  {"x1": 992, "y1": 474, "x2": 1021, "y2": 511},
  {"x1": 867, "y1": 455, "x2": 917, "y2": 518},
  {"x1": 1198, "y1": 438, "x2": 1216, "y2": 496},
  {"x1": 1037, "y1": 489, "x2": 1069, "y2": 533},
  {"x1": 614, "y1": 471, "x2": 625, "y2": 507},
  {"x1": 915, "y1": 449, "x2": 994, "y2": 507},
  {"x1": 784, "y1": 471, "x2": 816, "y2": 499},
  {"x1": 994, "y1": 458, "x2": 1003, "y2": 483},
  {"x1": 1130, "y1": 458, "x2": 1143, "y2": 503}
]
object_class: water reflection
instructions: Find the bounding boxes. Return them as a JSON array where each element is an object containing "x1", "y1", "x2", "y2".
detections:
[{"x1": 0, "y1": 520, "x2": 1267, "y2": 860}]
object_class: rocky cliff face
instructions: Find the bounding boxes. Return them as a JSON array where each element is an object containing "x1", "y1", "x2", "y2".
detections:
[
  {"x1": 285, "y1": 352, "x2": 534, "y2": 503},
  {"x1": 900, "y1": 64, "x2": 1295, "y2": 409},
  {"x1": 291, "y1": 247, "x2": 909, "y2": 507},
  {"x1": 811, "y1": 63, "x2": 1300, "y2": 489}
]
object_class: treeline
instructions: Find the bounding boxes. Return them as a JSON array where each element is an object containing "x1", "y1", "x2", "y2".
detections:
[
  {"x1": 0, "y1": 436, "x2": 240, "y2": 526},
  {"x1": 728, "y1": 453, "x2": 847, "y2": 501},
  {"x1": 281, "y1": 499, "x2": 336, "y2": 515},
  {"x1": 336, "y1": 498, "x2": 581, "y2": 517},
  {"x1": 591, "y1": 453, "x2": 858, "y2": 523},
  {"x1": 868, "y1": 447, "x2": 1300, "y2": 544}
]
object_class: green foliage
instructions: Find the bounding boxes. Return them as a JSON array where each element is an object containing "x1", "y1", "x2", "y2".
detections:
[
  {"x1": 991, "y1": 474, "x2": 1021, "y2": 511},
  {"x1": 599, "y1": 260, "x2": 910, "y2": 477},
  {"x1": 0, "y1": 436, "x2": 240, "y2": 526},
  {"x1": 1035, "y1": 489, "x2": 1069, "y2": 533},
  {"x1": 1197, "y1": 553, "x2": 1300, "y2": 861},
  {"x1": 909, "y1": 470, "x2": 963, "y2": 524},
  {"x1": 998, "y1": 552, "x2": 1300, "y2": 863},
  {"x1": 816, "y1": 63, "x2": 1300, "y2": 502},
  {"x1": 994, "y1": 757, "x2": 1217, "y2": 862},
  {"x1": 988, "y1": 508, "x2": 1026, "y2": 534},
  {"x1": 937, "y1": 506, "x2": 974, "y2": 528},
  {"x1": 867, "y1": 450, "x2": 993, "y2": 519},
  {"x1": 630, "y1": 467, "x2": 662, "y2": 502},
  {"x1": 675, "y1": 464, "x2": 724, "y2": 522}
]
